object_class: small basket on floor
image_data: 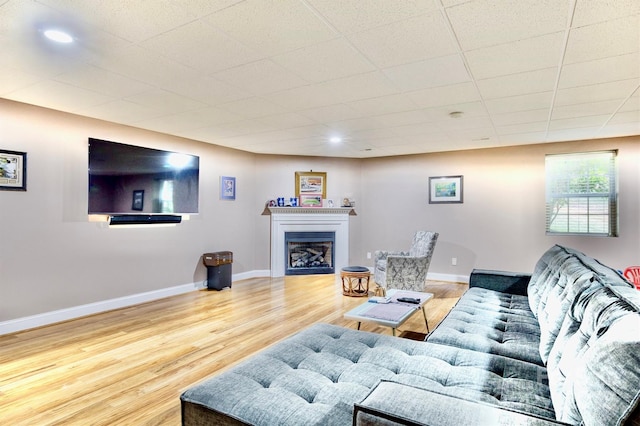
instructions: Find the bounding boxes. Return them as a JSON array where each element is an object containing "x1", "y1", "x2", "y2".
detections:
[{"x1": 341, "y1": 266, "x2": 371, "y2": 297}]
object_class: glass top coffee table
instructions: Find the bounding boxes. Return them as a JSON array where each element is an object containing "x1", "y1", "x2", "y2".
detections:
[{"x1": 344, "y1": 289, "x2": 433, "y2": 336}]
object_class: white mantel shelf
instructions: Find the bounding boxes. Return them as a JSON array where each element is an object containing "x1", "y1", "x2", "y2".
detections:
[
  {"x1": 265, "y1": 207, "x2": 356, "y2": 215},
  {"x1": 268, "y1": 207, "x2": 354, "y2": 277}
]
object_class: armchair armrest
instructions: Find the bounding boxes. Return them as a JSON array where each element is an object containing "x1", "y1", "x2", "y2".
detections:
[
  {"x1": 354, "y1": 381, "x2": 568, "y2": 426},
  {"x1": 374, "y1": 250, "x2": 410, "y2": 261},
  {"x1": 469, "y1": 269, "x2": 531, "y2": 296}
]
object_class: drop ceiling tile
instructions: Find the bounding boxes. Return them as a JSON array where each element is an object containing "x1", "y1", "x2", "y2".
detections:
[
  {"x1": 265, "y1": 84, "x2": 342, "y2": 110},
  {"x1": 38, "y1": 0, "x2": 198, "y2": 43},
  {"x1": 559, "y1": 53, "x2": 640, "y2": 88},
  {"x1": 372, "y1": 110, "x2": 433, "y2": 128},
  {"x1": 424, "y1": 101, "x2": 488, "y2": 121},
  {"x1": 445, "y1": 0, "x2": 568, "y2": 51},
  {"x1": 477, "y1": 67, "x2": 559, "y2": 99},
  {"x1": 465, "y1": 32, "x2": 565, "y2": 80},
  {"x1": 77, "y1": 99, "x2": 167, "y2": 125},
  {"x1": 554, "y1": 79, "x2": 639, "y2": 106},
  {"x1": 546, "y1": 127, "x2": 603, "y2": 142},
  {"x1": 213, "y1": 60, "x2": 309, "y2": 96},
  {"x1": 124, "y1": 89, "x2": 207, "y2": 118},
  {"x1": 52, "y1": 64, "x2": 154, "y2": 98},
  {"x1": 391, "y1": 122, "x2": 447, "y2": 138},
  {"x1": 0, "y1": 66, "x2": 42, "y2": 95},
  {"x1": 134, "y1": 106, "x2": 243, "y2": 132},
  {"x1": 318, "y1": 71, "x2": 398, "y2": 103},
  {"x1": 218, "y1": 97, "x2": 289, "y2": 119},
  {"x1": 257, "y1": 112, "x2": 317, "y2": 129},
  {"x1": 347, "y1": 11, "x2": 457, "y2": 68},
  {"x1": 485, "y1": 92, "x2": 553, "y2": 114},
  {"x1": 138, "y1": 20, "x2": 264, "y2": 74},
  {"x1": 168, "y1": 75, "x2": 252, "y2": 106},
  {"x1": 499, "y1": 132, "x2": 548, "y2": 144},
  {"x1": 204, "y1": 0, "x2": 337, "y2": 56},
  {"x1": 564, "y1": 16, "x2": 639, "y2": 65},
  {"x1": 382, "y1": 54, "x2": 470, "y2": 92},
  {"x1": 306, "y1": 0, "x2": 438, "y2": 34},
  {"x1": 607, "y1": 110, "x2": 640, "y2": 125},
  {"x1": 406, "y1": 82, "x2": 481, "y2": 109},
  {"x1": 7, "y1": 80, "x2": 112, "y2": 113},
  {"x1": 90, "y1": 45, "x2": 200, "y2": 90},
  {"x1": 496, "y1": 121, "x2": 548, "y2": 135},
  {"x1": 492, "y1": 108, "x2": 550, "y2": 126},
  {"x1": 437, "y1": 116, "x2": 494, "y2": 132},
  {"x1": 548, "y1": 115, "x2": 611, "y2": 130},
  {"x1": 271, "y1": 38, "x2": 375, "y2": 83},
  {"x1": 299, "y1": 104, "x2": 363, "y2": 123},
  {"x1": 551, "y1": 99, "x2": 622, "y2": 120},
  {"x1": 347, "y1": 93, "x2": 418, "y2": 116},
  {"x1": 572, "y1": 0, "x2": 640, "y2": 27}
]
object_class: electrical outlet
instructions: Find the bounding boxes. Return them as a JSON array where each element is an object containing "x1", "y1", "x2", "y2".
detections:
[
  {"x1": 366, "y1": 252, "x2": 371, "y2": 259},
  {"x1": 451, "y1": 257, "x2": 457, "y2": 266}
]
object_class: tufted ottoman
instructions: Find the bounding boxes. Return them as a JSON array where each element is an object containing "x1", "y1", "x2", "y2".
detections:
[{"x1": 181, "y1": 323, "x2": 553, "y2": 426}]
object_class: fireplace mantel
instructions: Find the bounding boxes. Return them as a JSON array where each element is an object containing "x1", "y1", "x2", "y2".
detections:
[
  {"x1": 269, "y1": 207, "x2": 353, "y2": 277},
  {"x1": 265, "y1": 207, "x2": 356, "y2": 215}
]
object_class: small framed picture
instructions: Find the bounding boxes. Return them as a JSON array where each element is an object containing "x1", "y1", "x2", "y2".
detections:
[
  {"x1": 429, "y1": 175, "x2": 463, "y2": 204},
  {"x1": 221, "y1": 176, "x2": 236, "y2": 200},
  {"x1": 300, "y1": 194, "x2": 323, "y2": 207},
  {"x1": 132, "y1": 190, "x2": 144, "y2": 211},
  {"x1": 0, "y1": 149, "x2": 27, "y2": 191},
  {"x1": 295, "y1": 171, "x2": 326, "y2": 199}
]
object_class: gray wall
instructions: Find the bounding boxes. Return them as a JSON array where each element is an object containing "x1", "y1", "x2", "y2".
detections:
[{"x1": 1, "y1": 98, "x2": 638, "y2": 323}]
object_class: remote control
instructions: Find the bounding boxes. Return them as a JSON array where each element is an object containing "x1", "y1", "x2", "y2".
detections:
[{"x1": 397, "y1": 297, "x2": 420, "y2": 304}]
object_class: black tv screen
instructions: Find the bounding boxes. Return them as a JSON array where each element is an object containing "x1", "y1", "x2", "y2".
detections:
[{"x1": 88, "y1": 138, "x2": 199, "y2": 215}]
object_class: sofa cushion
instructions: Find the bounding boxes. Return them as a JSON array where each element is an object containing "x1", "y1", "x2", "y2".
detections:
[
  {"x1": 426, "y1": 287, "x2": 544, "y2": 366},
  {"x1": 181, "y1": 323, "x2": 555, "y2": 425},
  {"x1": 527, "y1": 245, "x2": 634, "y2": 365}
]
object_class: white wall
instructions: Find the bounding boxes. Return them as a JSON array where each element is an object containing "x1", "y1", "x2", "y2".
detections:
[
  {"x1": 1, "y1": 98, "x2": 638, "y2": 328},
  {"x1": 357, "y1": 139, "x2": 640, "y2": 277}
]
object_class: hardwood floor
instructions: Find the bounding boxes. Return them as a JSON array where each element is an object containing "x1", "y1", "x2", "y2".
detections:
[{"x1": 0, "y1": 275, "x2": 466, "y2": 425}]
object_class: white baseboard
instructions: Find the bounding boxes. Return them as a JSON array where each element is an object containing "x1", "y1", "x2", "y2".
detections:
[
  {"x1": 427, "y1": 272, "x2": 469, "y2": 284},
  {"x1": 0, "y1": 270, "x2": 275, "y2": 336},
  {"x1": 0, "y1": 269, "x2": 465, "y2": 336}
]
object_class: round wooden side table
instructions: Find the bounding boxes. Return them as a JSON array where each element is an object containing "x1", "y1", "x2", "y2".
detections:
[{"x1": 341, "y1": 266, "x2": 371, "y2": 297}]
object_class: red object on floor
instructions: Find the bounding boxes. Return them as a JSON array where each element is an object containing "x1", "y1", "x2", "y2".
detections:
[{"x1": 623, "y1": 266, "x2": 640, "y2": 290}]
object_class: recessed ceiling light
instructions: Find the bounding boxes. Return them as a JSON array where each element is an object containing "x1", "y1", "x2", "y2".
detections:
[
  {"x1": 329, "y1": 136, "x2": 342, "y2": 143},
  {"x1": 44, "y1": 29, "x2": 74, "y2": 43}
]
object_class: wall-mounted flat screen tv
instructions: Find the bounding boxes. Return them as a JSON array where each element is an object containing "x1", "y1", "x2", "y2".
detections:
[{"x1": 88, "y1": 138, "x2": 199, "y2": 215}]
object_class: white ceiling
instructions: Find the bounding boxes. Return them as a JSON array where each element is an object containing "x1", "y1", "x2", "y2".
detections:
[{"x1": 1, "y1": 0, "x2": 639, "y2": 158}]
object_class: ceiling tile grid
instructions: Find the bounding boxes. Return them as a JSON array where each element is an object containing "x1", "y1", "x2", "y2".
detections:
[{"x1": 0, "y1": 0, "x2": 637, "y2": 157}]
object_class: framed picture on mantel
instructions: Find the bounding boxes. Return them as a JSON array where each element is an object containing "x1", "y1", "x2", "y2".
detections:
[{"x1": 295, "y1": 171, "x2": 326, "y2": 199}]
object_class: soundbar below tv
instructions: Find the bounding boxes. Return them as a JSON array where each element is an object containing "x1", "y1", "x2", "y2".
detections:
[{"x1": 108, "y1": 214, "x2": 182, "y2": 225}]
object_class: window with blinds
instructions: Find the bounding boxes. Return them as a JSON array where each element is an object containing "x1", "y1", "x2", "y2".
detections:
[{"x1": 545, "y1": 151, "x2": 618, "y2": 236}]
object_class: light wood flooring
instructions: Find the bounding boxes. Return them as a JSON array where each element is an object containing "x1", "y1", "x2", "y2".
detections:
[{"x1": 0, "y1": 275, "x2": 467, "y2": 425}]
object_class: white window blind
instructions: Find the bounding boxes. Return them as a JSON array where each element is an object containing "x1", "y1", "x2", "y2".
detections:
[{"x1": 545, "y1": 151, "x2": 618, "y2": 236}]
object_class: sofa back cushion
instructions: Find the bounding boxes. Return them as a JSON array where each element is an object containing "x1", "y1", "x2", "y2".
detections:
[{"x1": 528, "y1": 245, "x2": 640, "y2": 425}]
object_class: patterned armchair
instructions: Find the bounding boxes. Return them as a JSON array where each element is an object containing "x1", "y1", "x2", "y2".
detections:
[{"x1": 374, "y1": 231, "x2": 439, "y2": 293}]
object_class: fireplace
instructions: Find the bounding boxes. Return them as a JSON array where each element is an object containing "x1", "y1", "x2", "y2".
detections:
[
  {"x1": 269, "y1": 207, "x2": 352, "y2": 277},
  {"x1": 285, "y1": 231, "x2": 335, "y2": 275}
]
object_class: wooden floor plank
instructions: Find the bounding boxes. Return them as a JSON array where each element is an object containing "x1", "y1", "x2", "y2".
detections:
[{"x1": 0, "y1": 275, "x2": 466, "y2": 425}]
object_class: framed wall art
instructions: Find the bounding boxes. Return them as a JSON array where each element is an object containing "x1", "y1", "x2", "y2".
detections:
[
  {"x1": 295, "y1": 171, "x2": 326, "y2": 199},
  {"x1": 220, "y1": 176, "x2": 236, "y2": 200},
  {"x1": 132, "y1": 190, "x2": 144, "y2": 210},
  {"x1": 429, "y1": 175, "x2": 463, "y2": 204},
  {"x1": 0, "y1": 149, "x2": 27, "y2": 191}
]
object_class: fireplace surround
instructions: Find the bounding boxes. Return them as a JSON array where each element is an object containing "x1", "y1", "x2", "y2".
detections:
[{"x1": 269, "y1": 207, "x2": 352, "y2": 277}]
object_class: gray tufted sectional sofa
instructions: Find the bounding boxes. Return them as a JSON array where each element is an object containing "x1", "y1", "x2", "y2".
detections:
[{"x1": 181, "y1": 245, "x2": 640, "y2": 425}]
